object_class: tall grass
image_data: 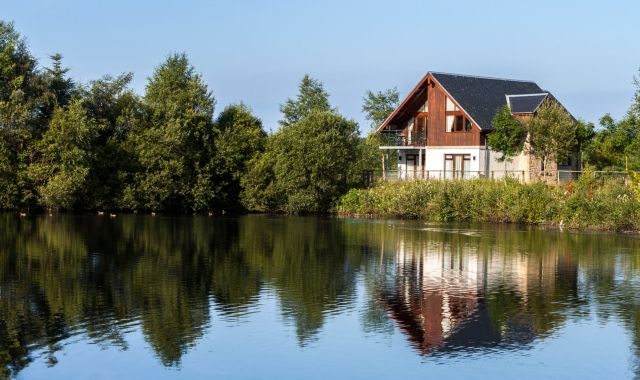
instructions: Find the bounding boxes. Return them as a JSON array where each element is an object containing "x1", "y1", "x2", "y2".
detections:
[{"x1": 338, "y1": 176, "x2": 640, "y2": 231}]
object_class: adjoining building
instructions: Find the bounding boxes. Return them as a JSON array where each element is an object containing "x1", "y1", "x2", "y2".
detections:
[{"x1": 376, "y1": 72, "x2": 579, "y2": 182}]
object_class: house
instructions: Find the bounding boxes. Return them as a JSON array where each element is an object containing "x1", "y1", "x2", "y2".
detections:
[{"x1": 376, "y1": 72, "x2": 578, "y2": 182}]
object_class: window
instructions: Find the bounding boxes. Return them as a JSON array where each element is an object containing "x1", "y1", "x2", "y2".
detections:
[
  {"x1": 414, "y1": 115, "x2": 427, "y2": 145},
  {"x1": 444, "y1": 97, "x2": 473, "y2": 133},
  {"x1": 445, "y1": 154, "x2": 471, "y2": 179}
]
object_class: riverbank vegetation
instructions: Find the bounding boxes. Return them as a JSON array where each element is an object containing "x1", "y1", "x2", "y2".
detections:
[{"x1": 339, "y1": 176, "x2": 640, "y2": 231}]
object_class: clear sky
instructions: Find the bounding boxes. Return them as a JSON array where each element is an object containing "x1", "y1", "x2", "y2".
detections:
[{"x1": 4, "y1": 0, "x2": 640, "y2": 132}]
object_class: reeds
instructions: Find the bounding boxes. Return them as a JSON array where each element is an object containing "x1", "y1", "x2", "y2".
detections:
[{"x1": 337, "y1": 176, "x2": 640, "y2": 231}]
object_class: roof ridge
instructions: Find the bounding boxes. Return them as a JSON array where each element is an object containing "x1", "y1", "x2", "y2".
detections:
[{"x1": 429, "y1": 71, "x2": 537, "y2": 84}]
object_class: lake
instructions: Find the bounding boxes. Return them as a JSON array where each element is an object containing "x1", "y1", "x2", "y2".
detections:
[{"x1": 1, "y1": 213, "x2": 639, "y2": 379}]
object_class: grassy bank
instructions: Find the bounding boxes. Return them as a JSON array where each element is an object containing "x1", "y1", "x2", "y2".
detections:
[{"x1": 338, "y1": 177, "x2": 640, "y2": 232}]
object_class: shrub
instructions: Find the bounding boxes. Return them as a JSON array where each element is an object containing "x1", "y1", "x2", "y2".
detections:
[{"x1": 337, "y1": 177, "x2": 640, "y2": 231}]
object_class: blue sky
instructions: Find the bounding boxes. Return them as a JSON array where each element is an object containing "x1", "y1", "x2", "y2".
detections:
[{"x1": 4, "y1": 0, "x2": 640, "y2": 131}]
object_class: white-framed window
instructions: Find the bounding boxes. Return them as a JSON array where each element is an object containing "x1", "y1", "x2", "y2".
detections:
[{"x1": 444, "y1": 154, "x2": 471, "y2": 179}]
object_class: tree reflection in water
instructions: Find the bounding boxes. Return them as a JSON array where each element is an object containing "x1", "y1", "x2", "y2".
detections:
[{"x1": 0, "y1": 215, "x2": 640, "y2": 378}]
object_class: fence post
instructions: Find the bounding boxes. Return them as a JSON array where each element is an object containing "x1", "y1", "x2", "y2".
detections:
[{"x1": 557, "y1": 171, "x2": 560, "y2": 184}]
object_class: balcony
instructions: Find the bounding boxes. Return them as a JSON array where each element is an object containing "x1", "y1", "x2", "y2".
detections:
[{"x1": 379, "y1": 131, "x2": 426, "y2": 148}]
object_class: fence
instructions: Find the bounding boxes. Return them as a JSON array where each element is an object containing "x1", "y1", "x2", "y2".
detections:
[{"x1": 362, "y1": 170, "x2": 632, "y2": 187}]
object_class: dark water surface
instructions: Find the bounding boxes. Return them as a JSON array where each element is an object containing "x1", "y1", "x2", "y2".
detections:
[{"x1": 1, "y1": 214, "x2": 639, "y2": 379}]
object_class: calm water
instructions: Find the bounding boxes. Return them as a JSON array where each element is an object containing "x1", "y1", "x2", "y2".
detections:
[{"x1": 1, "y1": 214, "x2": 639, "y2": 379}]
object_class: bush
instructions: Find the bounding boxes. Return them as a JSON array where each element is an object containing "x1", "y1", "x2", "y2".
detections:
[{"x1": 337, "y1": 176, "x2": 640, "y2": 231}]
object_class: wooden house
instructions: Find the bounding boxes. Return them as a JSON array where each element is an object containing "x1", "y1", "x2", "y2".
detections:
[{"x1": 377, "y1": 72, "x2": 578, "y2": 181}]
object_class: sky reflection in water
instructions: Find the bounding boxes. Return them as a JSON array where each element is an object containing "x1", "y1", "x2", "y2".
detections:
[{"x1": 0, "y1": 214, "x2": 638, "y2": 379}]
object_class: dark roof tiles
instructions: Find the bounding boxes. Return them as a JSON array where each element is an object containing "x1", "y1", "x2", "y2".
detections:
[
  {"x1": 507, "y1": 94, "x2": 548, "y2": 114},
  {"x1": 430, "y1": 72, "x2": 545, "y2": 131}
]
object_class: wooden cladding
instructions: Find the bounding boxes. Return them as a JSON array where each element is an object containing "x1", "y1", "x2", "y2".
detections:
[
  {"x1": 395, "y1": 73, "x2": 483, "y2": 147},
  {"x1": 424, "y1": 84, "x2": 481, "y2": 146}
]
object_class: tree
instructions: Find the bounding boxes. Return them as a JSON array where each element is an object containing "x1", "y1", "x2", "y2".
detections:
[
  {"x1": 124, "y1": 53, "x2": 217, "y2": 212},
  {"x1": 361, "y1": 87, "x2": 399, "y2": 131},
  {"x1": 78, "y1": 73, "x2": 141, "y2": 209},
  {"x1": 359, "y1": 87, "x2": 400, "y2": 173},
  {"x1": 271, "y1": 110, "x2": 359, "y2": 212},
  {"x1": 27, "y1": 101, "x2": 98, "y2": 210},
  {"x1": 487, "y1": 105, "x2": 527, "y2": 163},
  {"x1": 43, "y1": 53, "x2": 75, "y2": 116},
  {"x1": 242, "y1": 75, "x2": 360, "y2": 212},
  {"x1": 0, "y1": 20, "x2": 49, "y2": 209},
  {"x1": 279, "y1": 74, "x2": 334, "y2": 128},
  {"x1": 582, "y1": 69, "x2": 640, "y2": 171},
  {"x1": 524, "y1": 100, "x2": 577, "y2": 171},
  {"x1": 573, "y1": 118, "x2": 595, "y2": 169},
  {"x1": 583, "y1": 113, "x2": 639, "y2": 170},
  {"x1": 214, "y1": 103, "x2": 267, "y2": 209}
]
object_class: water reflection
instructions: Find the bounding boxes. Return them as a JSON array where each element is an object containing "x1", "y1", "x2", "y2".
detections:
[
  {"x1": 0, "y1": 215, "x2": 640, "y2": 378},
  {"x1": 0, "y1": 214, "x2": 365, "y2": 378},
  {"x1": 377, "y1": 227, "x2": 584, "y2": 356}
]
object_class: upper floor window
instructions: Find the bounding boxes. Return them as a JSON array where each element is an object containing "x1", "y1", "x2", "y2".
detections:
[{"x1": 445, "y1": 97, "x2": 472, "y2": 133}]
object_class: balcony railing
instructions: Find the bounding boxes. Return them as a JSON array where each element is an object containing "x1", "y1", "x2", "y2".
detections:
[{"x1": 379, "y1": 131, "x2": 426, "y2": 147}]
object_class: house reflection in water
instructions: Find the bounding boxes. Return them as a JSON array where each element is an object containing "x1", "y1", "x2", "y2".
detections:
[{"x1": 379, "y1": 229, "x2": 578, "y2": 356}]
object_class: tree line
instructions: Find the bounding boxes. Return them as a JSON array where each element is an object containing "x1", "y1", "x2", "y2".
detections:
[{"x1": 0, "y1": 21, "x2": 389, "y2": 213}]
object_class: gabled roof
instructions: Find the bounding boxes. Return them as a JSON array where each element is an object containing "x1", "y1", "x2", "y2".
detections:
[
  {"x1": 377, "y1": 72, "x2": 555, "y2": 133},
  {"x1": 430, "y1": 72, "x2": 544, "y2": 131},
  {"x1": 506, "y1": 93, "x2": 548, "y2": 114}
]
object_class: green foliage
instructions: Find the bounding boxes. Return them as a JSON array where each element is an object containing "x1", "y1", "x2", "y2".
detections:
[
  {"x1": 362, "y1": 87, "x2": 399, "y2": 131},
  {"x1": 126, "y1": 53, "x2": 218, "y2": 212},
  {"x1": 628, "y1": 170, "x2": 640, "y2": 199},
  {"x1": 42, "y1": 53, "x2": 75, "y2": 117},
  {"x1": 338, "y1": 177, "x2": 640, "y2": 231},
  {"x1": 79, "y1": 73, "x2": 140, "y2": 210},
  {"x1": 27, "y1": 101, "x2": 98, "y2": 210},
  {"x1": 583, "y1": 113, "x2": 640, "y2": 170},
  {"x1": 574, "y1": 118, "x2": 595, "y2": 151},
  {"x1": 240, "y1": 143, "x2": 278, "y2": 211},
  {"x1": 488, "y1": 105, "x2": 526, "y2": 162},
  {"x1": 243, "y1": 110, "x2": 359, "y2": 213},
  {"x1": 582, "y1": 68, "x2": 640, "y2": 171},
  {"x1": 0, "y1": 20, "x2": 49, "y2": 209},
  {"x1": 525, "y1": 100, "x2": 577, "y2": 169},
  {"x1": 243, "y1": 75, "x2": 361, "y2": 213},
  {"x1": 356, "y1": 87, "x2": 400, "y2": 173},
  {"x1": 214, "y1": 103, "x2": 267, "y2": 209},
  {"x1": 279, "y1": 74, "x2": 334, "y2": 128}
]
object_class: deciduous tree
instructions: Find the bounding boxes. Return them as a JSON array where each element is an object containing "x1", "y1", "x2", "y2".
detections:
[
  {"x1": 214, "y1": 103, "x2": 267, "y2": 209},
  {"x1": 0, "y1": 20, "x2": 48, "y2": 209},
  {"x1": 125, "y1": 53, "x2": 217, "y2": 212},
  {"x1": 487, "y1": 105, "x2": 526, "y2": 163},
  {"x1": 362, "y1": 87, "x2": 399, "y2": 131},
  {"x1": 27, "y1": 101, "x2": 98, "y2": 210},
  {"x1": 524, "y1": 100, "x2": 577, "y2": 171}
]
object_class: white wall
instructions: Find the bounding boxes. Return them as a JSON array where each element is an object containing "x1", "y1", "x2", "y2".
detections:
[{"x1": 393, "y1": 146, "x2": 530, "y2": 180}]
